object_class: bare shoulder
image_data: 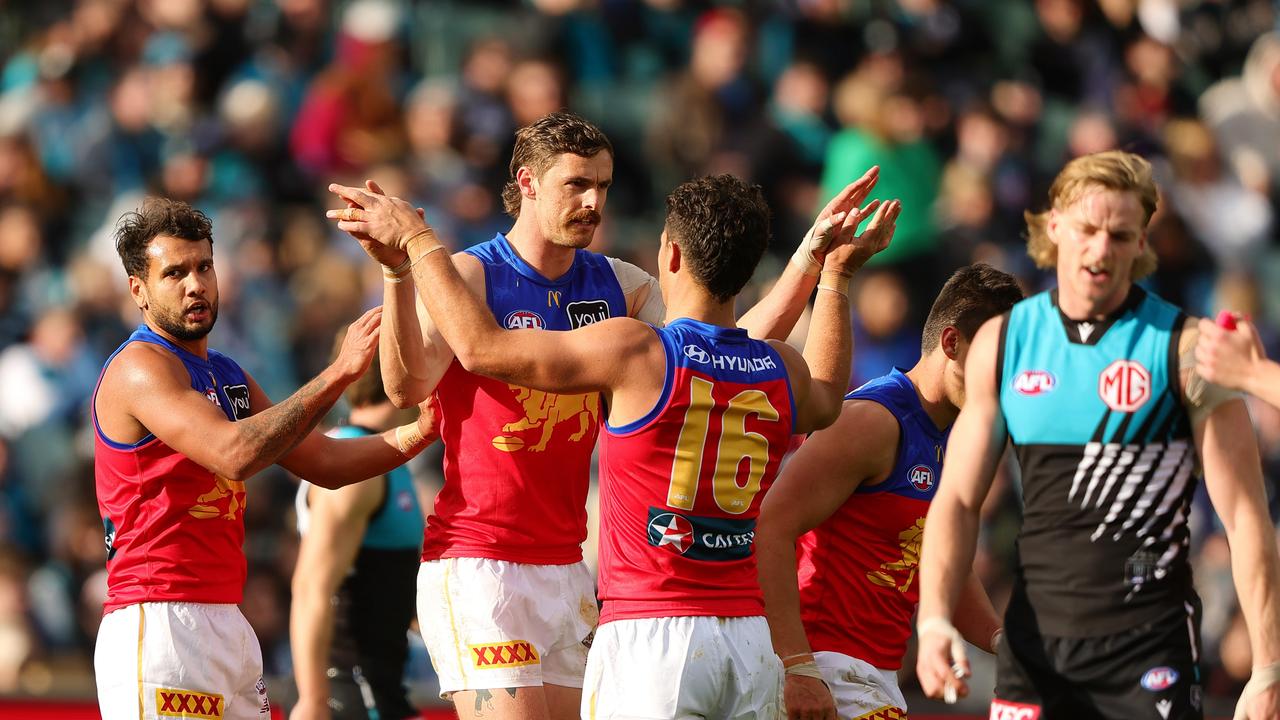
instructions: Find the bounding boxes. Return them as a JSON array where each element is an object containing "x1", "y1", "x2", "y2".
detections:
[
  {"x1": 100, "y1": 341, "x2": 188, "y2": 396},
  {"x1": 451, "y1": 251, "x2": 486, "y2": 293},
  {"x1": 766, "y1": 339, "x2": 806, "y2": 374}
]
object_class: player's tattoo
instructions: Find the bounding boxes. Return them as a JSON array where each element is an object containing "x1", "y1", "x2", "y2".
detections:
[
  {"x1": 474, "y1": 689, "x2": 494, "y2": 714},
  {"x1": 233, "y1": 374, "x2": 333, "y2": 461},
  {"x1": 503, "y1": 688, "x2": 518, "y2": 698}
]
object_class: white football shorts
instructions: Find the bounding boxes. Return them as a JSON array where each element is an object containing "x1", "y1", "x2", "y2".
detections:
[
  {"x1": 582, "y1": 615, "x2": 783, "y2": 719},
  {"x1": 416, "y1": 558, "x2": 598, "y2": 697},
  {"x1": 813, "y1": 651, "x2": 906, "y2": 719},
  {"x1": 95, "y1": 602, "x2": 269, "y2": 720}
]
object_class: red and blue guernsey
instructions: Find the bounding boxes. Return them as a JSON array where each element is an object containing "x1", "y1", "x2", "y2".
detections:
[
  {"x1": 597, "y1": 318, "x2": 795, "y2": 623},
  {"x1": 797, "y1": 368, "x2": 948, "y2": 669},
  {"x1": 425, "y1": 233, "x2": 627, "y2": 565},
  {"x1": 93, "y1": 325, "x2": 255, "y2": 613}
]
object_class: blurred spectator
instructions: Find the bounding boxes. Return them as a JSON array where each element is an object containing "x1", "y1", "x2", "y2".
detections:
[{"x1": 1200, "y1": 32, "x2": 1280, "y2": 203}]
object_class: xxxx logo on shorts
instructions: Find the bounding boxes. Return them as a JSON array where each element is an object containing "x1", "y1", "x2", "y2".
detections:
[
  {"x1": 852, "y1": 706, "x2": 905, "y2": 720},
  {"x1": 156, "y1": 688, "x2": 224, "y2": 719},
  {"x1": 470, "y1": 640, "x2": 540, "y2": 669}
]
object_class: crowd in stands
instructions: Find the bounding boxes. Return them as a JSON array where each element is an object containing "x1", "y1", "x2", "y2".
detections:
[{"x1": 0, "y1": 0, "x2": 1277, "y2": 710}]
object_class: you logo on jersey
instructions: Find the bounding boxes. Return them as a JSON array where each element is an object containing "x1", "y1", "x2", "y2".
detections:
[{"x1": 646, "y1": 507, "x2": 755, "y2": 561}]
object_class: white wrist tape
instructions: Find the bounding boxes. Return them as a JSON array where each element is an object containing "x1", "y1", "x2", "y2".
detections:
[
  {"x1": 918, "y1": 616, "x2": 969, "y2": 704},
  {"x1": 1234, "y1": 661, "x2": 1280, "y2": 720},
  {"x1": 791, "y1": 216, "x2": 837, "y2": 276},
  {"x1": 784, "y1": 660, "x2": 826, "y2": 681}
]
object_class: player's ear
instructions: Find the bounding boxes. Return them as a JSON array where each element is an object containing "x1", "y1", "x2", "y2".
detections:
[
  {"x1": 128, "y1": 275, "x2": 148, "y2": 311},
  {"x1": 666, "y1": 237, "x2": 682, "y2": 275},
  {"x1": 941, "y1": 326, "x2": 961, "y2": 361},
  {"x1": 517, "y1": 166, "x2": 537, "y2": 201}
]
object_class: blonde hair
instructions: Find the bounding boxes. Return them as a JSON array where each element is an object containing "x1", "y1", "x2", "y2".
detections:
[{"x1": 1024, "y1": 150, "x2": 1160, "y2": 280}]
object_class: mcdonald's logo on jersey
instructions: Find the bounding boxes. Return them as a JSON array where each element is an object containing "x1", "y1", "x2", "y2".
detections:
[{"x1": 548, "y1": 290, "x2": 561, "y2": 307}]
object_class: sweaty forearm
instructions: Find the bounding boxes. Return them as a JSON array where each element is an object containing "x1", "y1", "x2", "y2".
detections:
[
  {"x1": 1229, "y1": 516, "x2": 1280, "y2": 666},
  {"x1": 758, "y1": 534, "x2": 813, "y2": 658},
  {"x1": 229, "y1": 367, "x2": 349, "y2": 480},
  {"x1": 918, "y1": 497, "x2": 982, "y2": 624},
  {"x1": 407, "y1": 234, "x2": 505, "y2": 372},
  {"x1": 801, "y1": 272, "x2": 854, "y2": 421},
  {"x1": 738, "y1": 262, "x2": 817, "y2": 341},
  {"x1": 380, "y1": 280, "x2": 441, "y2": 407},
  {"x1": 954, "y1": 571, "x2": 1002, "y2": 653}
]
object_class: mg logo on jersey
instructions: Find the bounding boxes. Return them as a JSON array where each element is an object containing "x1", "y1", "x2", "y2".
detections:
[
  {"x1": 1141, "y1": 666, "x2": 1179, "y2": 691},
  {"x1": 470, "y1": 640, "x2": 540, "y2": 669},
  {"x1": 648, "y1": 512, "x2": 695, "y2": 554},
  {"x1": 1014, "y1": 370, "x2": 1056, "y2": 396},
  {"x1": 684, "y1": 344, "x2": 710, "y2": 364},
  {"x1": 1099, "y1": 360, "x2": 1151, "y2": 412},
  {"x1": 504, "y1": 310, "x2": 545, "y2": 329},
  {"x1": 908, "y1": 464, "x2": 935, "y2": 492},
  {"x1": 989, "y1": 699, "x2": 1041, "y2": 720},
  {"x1": 157, "y1": 688, "x2": 224, "y2": 718}
]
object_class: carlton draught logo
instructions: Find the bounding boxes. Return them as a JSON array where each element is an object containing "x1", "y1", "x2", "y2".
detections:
[
  {"x1": 156, "y1": 688, "x2": 224, "y2": 719},
  {"x1": 470, "y1": 640, "x2": 540, "y2": 669},
  {"x1": 1098, "y1": 360, "x2": 1151, "y2": 412}
]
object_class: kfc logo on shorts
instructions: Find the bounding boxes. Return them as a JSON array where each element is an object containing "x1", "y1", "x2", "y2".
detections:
[
  {"x1": 908, "y1": 464, "x2": 935, "y2": 492},
  {"x1": 1013, "y1": 370, "x2": 1056, "y2": 396},
  {"x1": 990, "y1": 698, "x2": 1041, "y2": 720},
  {"x1": 1099, "y1": 360, "x2": 1151, "y2": 413},
  {"x1": 504, "y1": 310, "x2": 545, "y2": 330},
  {"x1": 1141, "y1": 666, "x2": 1179, "y2": 692}
]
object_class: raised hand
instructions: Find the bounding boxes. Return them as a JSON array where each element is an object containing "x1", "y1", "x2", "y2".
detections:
[
  {"x1": 1196, "y1": 315, "x2": 1266, "y2": 392},
  {"x1": 331, "y1": 306, "x2": 382, "y2": 381},
  {"x1": 792, "y1": 166, "x2": 881, "y2": 275},
  {"x1": 822, "y1": 199, "x2": 901, "y2": 277},
  {"x1": 327, "y1": 183, "x2": 436, "y2": 254}
]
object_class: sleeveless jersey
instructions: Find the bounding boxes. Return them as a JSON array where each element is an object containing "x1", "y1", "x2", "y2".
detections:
[
  {"x1": 424, "y1": 233, "x2": 627, "y2": 564},
  {"x1": 296, "y1": 426, "x2": 422, "y2": 714},
  {"x1": 999, "y1": 287, "x2": 1196, "y2": 637},
  {"x1": 597, "y1": 319, "x2": 795, "y2": 623},
  {"x1": 797, "y1": 369, "x2": 948, "y2": 669},
  {"x1": 93, "y1": 325, "x2": 254, "y2": 612}
]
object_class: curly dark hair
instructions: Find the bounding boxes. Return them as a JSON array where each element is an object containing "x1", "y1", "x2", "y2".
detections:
[
  {"x1": 114, "y1": 197, "x2": 214, "y2": 278},
  {"x1": 921, "y1": 263, "x2": 1024, "y2": 353},
  {"x1": 501, "y1": 111, "x2": 613, "y2": 218},
  {"x1": 664, "y1": 175, "x2": 771, "y2": 304}
]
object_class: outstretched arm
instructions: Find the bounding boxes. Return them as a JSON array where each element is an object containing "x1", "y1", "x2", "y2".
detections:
[
  {"x1": 758, "y1": 399, "x2": 898, "y2": 720},
  {"x1": 290, "y1": 479, "x2": 381, "y2": 720},
  {"x1": 1196, "y1": 316, "x2": 1280, "y2": 410},
  {"x1": 916, "y1": 315, "x2": 1007, "y2": 703},
  {"x1": 1197, "y1": 397, "x2": 1280, "y2": 720},
  {"x1": 788, "y1": 199, "x2": 901, "y2": 434},
  {"x1": 327, "y1": 183, "x2": 657, "y2": 398},
  {"x1": 102, "y1": 307, "x2": 382, "y2": 483},
  {"x1": 738, "y1": 168, "x2": 880, "y2": 340},
  {"x1": 278, "y1": 395, "x2": 438, "y2": 490}
]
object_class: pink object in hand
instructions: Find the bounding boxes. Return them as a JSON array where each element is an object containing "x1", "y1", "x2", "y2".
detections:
[{"x1": 1216, "y1": 311, "x2": 1238, "y2": 330}]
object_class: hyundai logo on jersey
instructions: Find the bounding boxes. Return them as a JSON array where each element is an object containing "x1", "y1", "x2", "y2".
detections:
[
  {"x1": 504, "y1": 310, "x2": 545, "y2": 329},
  {"x1": 1013, "y1": 370, "x2": 1056, "y2": 396},
  {"x1": 683, "y1": 344, "x2": 710, "y2": 364},
  {"x1": 646, "y1": 507, "x2": 755, "y2": 561},
  {"x1": 1141, "y1": 666, "x2": 1179, "y2": 692}
]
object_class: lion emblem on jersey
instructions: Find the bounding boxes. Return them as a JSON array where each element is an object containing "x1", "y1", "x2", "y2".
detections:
[
  {"x1": 188, "y1": 475, "x2": 247, "y2": 520},
  {"x1": 867, "y1": 517, "x2": 926, "y2": 592},
  {"x1": 492, "y1": 385, "x2": 599, "y2": 452}
]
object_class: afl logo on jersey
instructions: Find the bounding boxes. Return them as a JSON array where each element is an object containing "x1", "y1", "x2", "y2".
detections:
[
  {"x1": 504, "y1": 310, "x2": 545, "y2": 329},
  {"x1": 1099, "y1": 360, "x2": 1151, "y2": 413},
  {"x1": 1013, "y1": 370, "x2": 1056, "y2": 396},
  {"x1": 908, "y1": 464, "x2": 935, "y2": 492},
  {"x1": 1141, "y1": 666, "x2": 1179, "y2": 691},
  {"x1": 648, "y1": 512, "x2": 694, "y2": 555},
  {"x1": 683, "y1": 344, "x2": 710, "y2": 364}
]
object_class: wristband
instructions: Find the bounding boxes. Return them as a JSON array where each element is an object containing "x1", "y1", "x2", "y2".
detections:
[
  {"x1": 382, "y1": 256, "x2": 411, "y2": 282},
  {"x1": 817, "y1": 271, "x2": 850, "y2": 298},
  {"x1": 1234, "y1": 661, "x2": 1280, "y2": 720},
  {"x1": 394, "y1": 422, "x2": 430, "y2": 456},
  {"x1": 780, "y1": 652, "x2": 815, "y2": 669},
  {"x1": 784, "y1": 660, "x2": 825, "y2": 682},
  {"x1": 990, "y1": 628, "x2": 1004, "y2": 654}
]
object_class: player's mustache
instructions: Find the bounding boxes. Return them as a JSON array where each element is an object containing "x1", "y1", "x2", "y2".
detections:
[{"x1": 568, "y1": 210, "x2": 601, "y2": 225}]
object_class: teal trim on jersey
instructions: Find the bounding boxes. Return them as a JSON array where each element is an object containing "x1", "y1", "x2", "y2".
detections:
[
  {"x1": 999, "y1": 290, "x2": 1186, "y2": 447},
  {"x1": 328, "y1": 426, "x2": 424, "y2": 550}
]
